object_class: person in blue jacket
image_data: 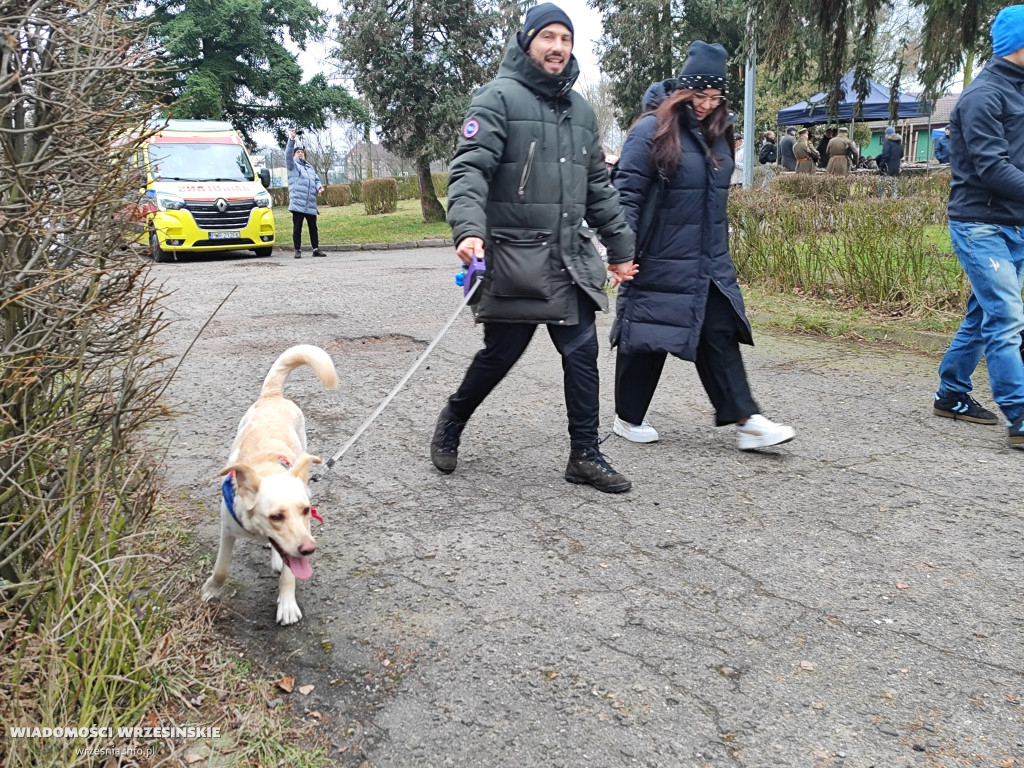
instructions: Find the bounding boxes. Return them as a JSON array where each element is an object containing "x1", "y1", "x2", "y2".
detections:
[
  {"x1": 610, "y1": 41, "x2": 795, "y2": 451},
  {"x1": 286, "y1": 129, "x2": 325, "y2": 259},
  {"x1": 933, "y1": 125, "x2": 951, "y2": 164},
  {"x1": 933, "y1": 5, "x2": 1024, "y2": 447}
]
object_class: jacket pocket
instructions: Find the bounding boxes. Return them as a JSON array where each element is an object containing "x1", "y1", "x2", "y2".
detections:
[{"x1": 487, "y1": 227, "x2": 552, "y2": 300}]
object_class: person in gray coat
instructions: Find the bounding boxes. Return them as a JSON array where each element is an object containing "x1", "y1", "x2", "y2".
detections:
[
  {"x1": 286, "y1": 129, "x2": 324, "y2": 258},
  {"x1": 611, "y1": 41, "x2": 795, "y2": 451},
  {"x1": 779, "y1": 126, "x2": 798, "y2": 171},
  {"x1": 431, "y1": 2, "x2": 637, "y2": 493}
]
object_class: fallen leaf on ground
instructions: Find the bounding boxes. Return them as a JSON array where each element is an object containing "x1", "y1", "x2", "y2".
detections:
[
  {"x1": 276, "y1": 675, "x2": 294, "y2": 693},
  {"x1": 184, "y1": 751, "x2": 203, "y2": 764},
  {"x1": 298, "y1": 684, "x2": 315, "y2": 695}
]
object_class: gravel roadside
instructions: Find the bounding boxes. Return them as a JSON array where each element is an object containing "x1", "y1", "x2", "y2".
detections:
[{"x1": 152, "y1": 246, "x2": 1024, "y2": 768}]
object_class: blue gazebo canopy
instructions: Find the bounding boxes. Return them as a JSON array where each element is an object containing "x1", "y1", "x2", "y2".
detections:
[{"x1": 777, "y1": 72, "x2": 927, "y2": 124}]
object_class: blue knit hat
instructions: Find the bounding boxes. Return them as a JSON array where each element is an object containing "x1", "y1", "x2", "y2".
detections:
[
  {"x1": 992, "y1": 5, "x2": 1024, "y2": 57},
  {"x1": 884, "y1": 126, "x2": 896, "y2": 136},
  {"x1": 676, "y1": 41, "x2": 729, "y2": 94},
  {"x1": 519, "y1": 3, "x2": 574, "y2": 51}
]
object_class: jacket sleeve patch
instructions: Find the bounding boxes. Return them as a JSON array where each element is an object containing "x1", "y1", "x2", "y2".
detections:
[{"x1": 462, "y1": 118, "x2": 480, "y2": 139}]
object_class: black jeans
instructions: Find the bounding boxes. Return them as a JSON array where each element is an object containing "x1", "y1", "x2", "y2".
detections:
[
  {"x1": 447, "y1": 290, "x2": 600, "y2": 448},
  {"x1": 291, "y1": 211, "x2": 319, "y2": 250},
  {"x1": 615, "y1": 283, "x2": 759, "y2": 427}
]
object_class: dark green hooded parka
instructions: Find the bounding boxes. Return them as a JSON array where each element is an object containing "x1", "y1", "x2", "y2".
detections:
[{"x1": 446, "y1": 39, "x2": 634, "y2": 325}]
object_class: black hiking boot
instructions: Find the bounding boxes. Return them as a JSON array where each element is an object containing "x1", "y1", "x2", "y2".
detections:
[
  {"x1": 294, "y1": 249, "x2": 301, "y2": 259},
  {"x1": 565, "y1": 444, "x2": 632, "y2": 493},
  {"x1": 430, "y1": 405, "x2": 466, "y2": 474},
  {"x1": 312, "y1": 248, "x2": 325, "y2": 257}
]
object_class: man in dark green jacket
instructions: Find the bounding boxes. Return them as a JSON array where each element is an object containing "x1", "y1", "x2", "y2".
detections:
[{"x1": 431, "y1": 2, "x2": 636, "y2": 493}]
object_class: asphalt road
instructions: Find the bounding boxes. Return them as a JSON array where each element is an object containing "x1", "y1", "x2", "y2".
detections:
[{"x1": 153, "y1": 246, "x2": 1024, "y2": 768}]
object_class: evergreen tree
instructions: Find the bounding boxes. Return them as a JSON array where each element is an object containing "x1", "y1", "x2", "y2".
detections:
[
  {"x1": 592, "y1": 0, "x2": 745, "y2": 130},
  {"x1": 592, "y1": 0, "x2": 678, "y2": 130},
  {"x1": 912, "y1": 0, "x2": 1002, "y2": 94},
  {"x1": 334, "y1": 0, "x2": 508, "y2": 223},
  {"x1": 750, "y1": 0, "x2": 885, "y2": 118},
  {"x1": 149, "y1": 0, "x2": 363, "y2": 146}
]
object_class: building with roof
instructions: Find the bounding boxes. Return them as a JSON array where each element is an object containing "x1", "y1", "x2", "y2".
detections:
[{"x1": 860, "y1": 94, "x2": 959, "y2": 163}]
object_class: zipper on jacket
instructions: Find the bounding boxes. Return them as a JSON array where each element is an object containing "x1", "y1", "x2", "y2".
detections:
[{"x1": 518, "y1": 140, "x2": 536, "y2": 202}]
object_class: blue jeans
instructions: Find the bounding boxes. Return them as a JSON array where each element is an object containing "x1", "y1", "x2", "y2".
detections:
[{"x1": 937, "y1": 221, "x2": 1024, "y2": 422}]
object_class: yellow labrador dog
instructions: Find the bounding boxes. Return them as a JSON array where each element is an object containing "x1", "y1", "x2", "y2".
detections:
[{"x1": 202, "y1": 344, "x2": 338, "y2": 625}]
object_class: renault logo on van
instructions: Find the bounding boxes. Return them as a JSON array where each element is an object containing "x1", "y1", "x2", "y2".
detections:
[{"x1": 215, "y1": 197, "x2": 228, "y2": 213}]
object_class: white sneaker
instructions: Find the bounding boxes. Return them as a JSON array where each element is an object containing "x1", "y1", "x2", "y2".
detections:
[
  {"x1": 613, "y1": 416, "x2": 659, "y2": 443},
  {"x1": 737, "y1": 414, "x2": 795, "y2": 451}
]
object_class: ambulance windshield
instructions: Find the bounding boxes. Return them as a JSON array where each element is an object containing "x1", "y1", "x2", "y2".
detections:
[{"x1": 149, "y1": 142, "x2": 254, "y2": 182}]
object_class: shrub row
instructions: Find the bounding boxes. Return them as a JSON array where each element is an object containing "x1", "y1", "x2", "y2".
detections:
[
  {"x1": 362, "y1": 177, "x2": 399, "y2": 215},
  {"x1": 271, "y1": 172, "x2": 449, "y2": 210},
  {"x1": 729, "y1": 188, "x2": 966, "y2": 315}
]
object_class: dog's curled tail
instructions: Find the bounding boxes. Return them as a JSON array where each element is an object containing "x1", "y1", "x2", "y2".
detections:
[{"x1": 260, "y1": 345, "x2": 338, "y2": 398}]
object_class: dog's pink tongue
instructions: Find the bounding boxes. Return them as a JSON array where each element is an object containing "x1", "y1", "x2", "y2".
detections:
[{"x1": 284, "y1": 555, "x2": 313, "y2": 580}]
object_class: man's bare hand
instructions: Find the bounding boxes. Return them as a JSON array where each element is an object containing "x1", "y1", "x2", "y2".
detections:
[
  {"x1": 607, "y1": 260, "x2": 638, "y2": 287},
  {"x1": 456, "y1": 236, "x2": 485, "y2": 265}
]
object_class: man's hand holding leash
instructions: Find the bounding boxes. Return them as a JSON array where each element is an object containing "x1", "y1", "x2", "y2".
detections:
[{"x1": 456, "y1": 236, "x2": 485, "y2": 265}]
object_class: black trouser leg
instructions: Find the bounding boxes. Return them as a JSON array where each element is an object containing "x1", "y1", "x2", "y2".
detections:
[
  {"x1": 695, "y1": 283, "x2": 759, "y2": 426},
  {"x1": 548, "y1": 294, "x2": 599, "y2": 448},
  {"x1": 306, "y1": 214, "x2": 319, "y2": 249},
  {"x1": 292, "y1": 211, "x2": 304, "y2": 250},
  {"x1": 447, "y1": 322, "x2": 536, "y2": 422},
  {"x1": 614, "y1": 349, "x2": 667, "y2": 426}
]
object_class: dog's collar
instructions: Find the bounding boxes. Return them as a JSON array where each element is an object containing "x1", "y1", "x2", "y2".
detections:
[{"x1": 221, "y1": 459, "x2": 324, "y2": 529}]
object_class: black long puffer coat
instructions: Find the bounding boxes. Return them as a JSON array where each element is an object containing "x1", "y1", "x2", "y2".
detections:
[{"x1": 611, "y1": 106, "x2": 752, "y2": 360}]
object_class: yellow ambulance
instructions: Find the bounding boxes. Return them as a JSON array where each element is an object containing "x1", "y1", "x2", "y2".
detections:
[{"x1": 139, "y1": 119, "x2": 275, "y2": 261}]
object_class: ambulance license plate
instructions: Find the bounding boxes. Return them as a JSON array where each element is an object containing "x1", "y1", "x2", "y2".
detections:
[{"x1": 209, "y1": 231, "x2": 239, "y2": 240}]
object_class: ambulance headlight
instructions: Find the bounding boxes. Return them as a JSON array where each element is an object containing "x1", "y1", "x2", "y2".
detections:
[{"x1": 155, "y1": 191, "x2": 186, "y2": 211}]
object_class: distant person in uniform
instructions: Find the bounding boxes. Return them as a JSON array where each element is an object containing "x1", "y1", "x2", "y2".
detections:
[
  {"x1": 793, "y1": 128, "x2": 819, "y2": 173},
  {"x1": 826, "y1": 127, "x2": 856, "y2": 175}
]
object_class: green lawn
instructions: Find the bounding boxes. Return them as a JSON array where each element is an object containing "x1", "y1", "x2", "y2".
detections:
[
  {"x1": 274, "y1": 199, "x2": 451, "y2": 244},
  {"x1": 923, "y1": 223, "x2": 952, "y2": 253}
]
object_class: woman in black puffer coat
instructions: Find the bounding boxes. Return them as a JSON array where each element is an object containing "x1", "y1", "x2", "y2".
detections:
[{"x1": 611, "y1": 41, "x2": 796, "y2": 451}]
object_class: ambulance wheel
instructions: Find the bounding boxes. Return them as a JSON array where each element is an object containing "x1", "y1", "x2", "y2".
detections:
[
  {"x1": 149, "y1": 231, "x2": 171, "y2": 263},
  {"x1": 254, "y1": 246, "x2": 273, "y2": 258}
]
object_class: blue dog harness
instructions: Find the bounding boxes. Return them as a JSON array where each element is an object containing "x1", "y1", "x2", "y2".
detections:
[{"x1": 221, "y1": 472, "x2": 244, "y2": 530}]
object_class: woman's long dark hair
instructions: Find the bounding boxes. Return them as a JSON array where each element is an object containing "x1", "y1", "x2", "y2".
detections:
[{"x1": 649, "y1": 88, "x2": 734, "y2": 177}]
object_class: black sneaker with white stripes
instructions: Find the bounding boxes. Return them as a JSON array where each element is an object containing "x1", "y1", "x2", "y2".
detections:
[
  {"x1": 933, "y1": 392, "x2": 998, "y2": 425},
  {"x1": 1010, "y1": 416, "x2": 1024, "y2": 448}
]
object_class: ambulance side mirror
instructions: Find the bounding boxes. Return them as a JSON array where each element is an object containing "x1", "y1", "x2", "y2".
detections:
[{"x1": 259, "y1": 168, "x2": 271, "y2": 189}]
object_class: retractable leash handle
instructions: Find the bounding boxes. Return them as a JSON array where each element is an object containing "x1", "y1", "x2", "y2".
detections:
[
  {"x1": 311, "y1": 259, "x2": 485, "y2": 484},
  {"x1": 455, "y1": 256, "x2": 486, "y2": 304}
]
